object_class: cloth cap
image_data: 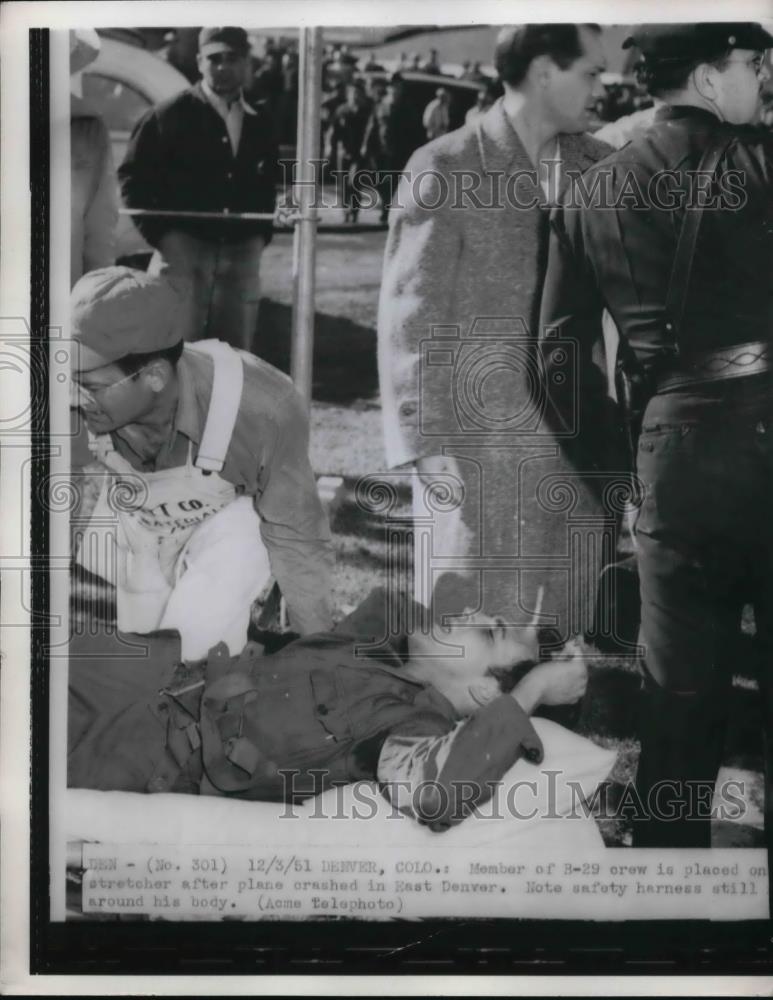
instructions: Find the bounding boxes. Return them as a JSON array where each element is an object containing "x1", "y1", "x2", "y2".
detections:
[
  {"x1": 623, "y1": 22, "x2": 773, "y2": 62},
  {"x1": 198, "y1": 26, "x2": 250, "y2": 55},
  {"x1": 71, "y1": 267, "x2": 185, "y2": 372}
]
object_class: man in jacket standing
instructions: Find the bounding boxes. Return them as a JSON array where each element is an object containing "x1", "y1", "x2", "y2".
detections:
[
  {"x1": 118, "y1": 26, "x2": 279, "y2": 351},
  {"x1": 378, "y1": 25, "x2": 617, "y2": 644},
  {"x1": 539, "y1": 22, "x2": 773, "y2": 846}
]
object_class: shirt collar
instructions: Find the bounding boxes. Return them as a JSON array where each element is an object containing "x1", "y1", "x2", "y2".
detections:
[{"x1": 200, "y1": 79, "x2": 257, "y2": 116}]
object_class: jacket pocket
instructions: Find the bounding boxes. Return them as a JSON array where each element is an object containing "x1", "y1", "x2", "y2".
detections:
[{"x1": 310, "y1": 668, "x2": 352, "y2": 742}]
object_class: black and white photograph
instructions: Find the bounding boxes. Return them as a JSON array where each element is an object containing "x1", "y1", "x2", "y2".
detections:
[{"x1": 2, "y1": 0, "x2": 773, "y2": 991}]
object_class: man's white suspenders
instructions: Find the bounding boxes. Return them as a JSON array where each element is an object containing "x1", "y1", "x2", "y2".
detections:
[{"x1": 186, "y1": 339, "x2": 245, "y2": 472}]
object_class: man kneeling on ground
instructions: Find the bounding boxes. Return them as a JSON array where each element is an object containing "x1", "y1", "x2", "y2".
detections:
[{"x1": 70, "y1": 267, "x2": 333, "y2": 661}]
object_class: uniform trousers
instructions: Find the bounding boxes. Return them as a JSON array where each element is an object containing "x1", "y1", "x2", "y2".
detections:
[
  {"x1": 632, "y1": 377, "x2": 773, "y2": 847},
  {"x1": 149, "y1": 230, "x2": 265, "y2": 351}
]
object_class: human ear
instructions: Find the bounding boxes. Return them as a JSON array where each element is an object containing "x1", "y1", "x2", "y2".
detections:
[
  {"x1": 144, "y1": 361, "x2": 169, "y2": 394},
  {"x1": 528, "y1": 55, "x2": 553, "y2": 89},
  {"x1": 693, "y1": 62, "x2": 720, "y2": 103}
]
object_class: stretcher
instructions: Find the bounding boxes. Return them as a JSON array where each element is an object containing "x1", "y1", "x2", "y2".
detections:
[{"x1": 64, "y1": 716, "x2": 616, "y2": 920}]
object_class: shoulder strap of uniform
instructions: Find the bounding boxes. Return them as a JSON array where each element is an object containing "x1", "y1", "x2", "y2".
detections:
[
  {"x1": 665, "y1": 133, "x2": 735, "y2": 339},
  {"x1": 185, "y1": 340, "x2": 245, "y2": 472}
]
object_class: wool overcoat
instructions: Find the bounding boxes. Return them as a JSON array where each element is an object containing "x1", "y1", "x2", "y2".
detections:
[{"x1": 378, "y1": 99, "x2": 621, "y2": 643}]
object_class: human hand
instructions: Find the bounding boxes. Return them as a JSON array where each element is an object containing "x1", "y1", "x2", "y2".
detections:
[
  {"x1": 273, "y1": 192, "x2": 300, "y2": 228},
  {"x1": 529, "y1": 652, "x2": 588, "y2": 707}
]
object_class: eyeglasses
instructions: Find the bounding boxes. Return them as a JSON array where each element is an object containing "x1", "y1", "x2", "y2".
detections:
[
  {"x1": 73, "y1": 367, "x2": 145, "y2": 406},
  {"x1": 725, "y1": 54, "x2": 766, "y2": 75}
]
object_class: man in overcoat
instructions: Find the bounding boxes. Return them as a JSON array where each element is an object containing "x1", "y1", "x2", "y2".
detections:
[{"x1": 378, "y1": 24, "x2": 619, "y2": 646}]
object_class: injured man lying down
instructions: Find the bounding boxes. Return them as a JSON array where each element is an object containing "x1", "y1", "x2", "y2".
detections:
[{"x1": 67, "y1": 584, "x2": 616, "y2": 847}]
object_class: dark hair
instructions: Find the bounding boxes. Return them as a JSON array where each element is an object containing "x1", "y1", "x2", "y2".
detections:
[
  {"x1": 115, "y1": 339, "x2": 185, "y2": 376},
  {"x1": 494, "y1": 23, "x2": 601, "y2": 87},
  {"x1": 635, "y1": 49, "x2": 732, "y2": 98}
]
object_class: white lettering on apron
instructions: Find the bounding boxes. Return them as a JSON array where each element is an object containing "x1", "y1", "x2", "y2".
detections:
[{"x1": 76, "y1": 341, "x2": 247, "y2": 635}]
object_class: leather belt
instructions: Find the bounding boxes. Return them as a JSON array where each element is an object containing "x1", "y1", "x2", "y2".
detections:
[{"x1": 655, "y1": 341, "x2": 771, "y2": 393}]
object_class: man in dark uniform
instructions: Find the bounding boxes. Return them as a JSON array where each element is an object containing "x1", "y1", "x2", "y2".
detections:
[{"x1": 539, "y1": 22, "x2": 773, "y2": 847}]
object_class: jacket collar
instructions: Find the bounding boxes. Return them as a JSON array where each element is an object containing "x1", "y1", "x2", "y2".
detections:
[
  {"x1": 193, "y1": 80, "x2": 258, "y2": 116},
  {"x1": 475, "y1": 98, "x2": 603, "y2": 196},
  {"x1": 475, "y1": 98, "x2": 534, "y2": 176},
  {"x1": 655, "y1": 103, "x2": 722, "y2": 126}
]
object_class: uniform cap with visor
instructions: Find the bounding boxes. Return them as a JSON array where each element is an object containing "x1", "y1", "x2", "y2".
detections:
[
  {"x1": 198, "y1": 26, "x2": 250, "y2": 55},
  {"x1": 623, "y1": 22, "x2": 773, "y2": 62}
]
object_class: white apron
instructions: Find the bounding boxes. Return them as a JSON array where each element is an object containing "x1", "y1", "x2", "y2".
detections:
[{"x1": 77, "y1": 340, "x2": 271, "y2": 658}]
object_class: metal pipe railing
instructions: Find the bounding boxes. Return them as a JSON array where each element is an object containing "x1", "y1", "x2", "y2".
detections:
[
  {"x1": 121, "y1": 208, "x2": 280, "y2": 221},
  {"x1": 290, "y1": 26, "x2": 323, "y2": 409}
]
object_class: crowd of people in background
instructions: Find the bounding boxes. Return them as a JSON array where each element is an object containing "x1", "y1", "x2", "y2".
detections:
[
  {"x1": 83, "y1": 25, "x2": 773, "y2": 240},
  {"x1": 157, "y1": 31, "x2": 674, "y2": 159},
  {"x1": 163, "y1": 31, "x2": 699, "y2": 225}
]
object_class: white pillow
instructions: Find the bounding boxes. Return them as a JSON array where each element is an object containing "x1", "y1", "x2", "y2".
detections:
[{"x1": 65, "y1": 720, "x2": 614, "y2": 850}]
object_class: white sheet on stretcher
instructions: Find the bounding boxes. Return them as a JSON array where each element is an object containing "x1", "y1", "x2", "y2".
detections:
[{"x1": 65, "y1": 719, "x2": 616, "y2": 852}]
